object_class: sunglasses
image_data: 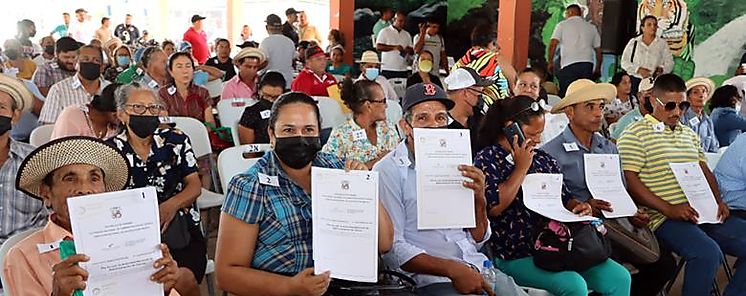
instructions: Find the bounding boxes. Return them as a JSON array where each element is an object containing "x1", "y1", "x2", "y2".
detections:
[{"x1": 655, "y1": 97, "x2": 690, "y2": 111}]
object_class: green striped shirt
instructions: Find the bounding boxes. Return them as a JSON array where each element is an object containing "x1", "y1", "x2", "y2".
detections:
[{"x1": 618, "y1": 114, "x2": 705, "y2": 230}]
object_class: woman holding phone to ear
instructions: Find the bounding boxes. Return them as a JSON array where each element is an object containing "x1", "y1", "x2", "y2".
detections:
[{"x1": 474, "y1": 96, "x2": 629, "y2": 296}]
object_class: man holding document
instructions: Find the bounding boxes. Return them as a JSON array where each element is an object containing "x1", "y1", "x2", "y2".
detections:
[
  {"x1": 374, "y1": 83, "x2": 526, "y2": 296},
  {"x1": 216, "y1": 92, "x2": 394, "y2": 296},
  {"x1": 543, "y1": 79, "x2": 676, "y2": 296},
  {"x1": 3, "y1": 136, "x2": 180, "y2": 296},
  {"x1": 618, "y1": 74, "x2": 746, "y2": 296}
]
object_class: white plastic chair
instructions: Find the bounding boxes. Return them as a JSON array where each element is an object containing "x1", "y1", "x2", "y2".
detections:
[
  {"x1": 314, "y1": 96, "x2": 348, "y2": 130},
  {"x1": 216, "y1": 98, "x2": 258, "y2": 144},
  {"x1": 170, "y1": 117, "x2": 223, "y2": 210},
  {"x1": 29, "y1": 124, "x2": 55, "y2": 147},
  {"x1": 388, "y1": 78, "x2": 408, "y2": 101},
  {"x1": 217, "y1": 144, "x2": 270, "y2": 193},
  {"x1": 385, "y1": 100, "x2": 403, "y2": 124},
  {"x1": 547, "y1": 94, "x2": 562, "y2": 107},
  {"x1": 0, "y1": 227, "x2": 39, "y2": 295},
  {"x1": 204, "y1": 79, "x2": 224, "y2": 98}
]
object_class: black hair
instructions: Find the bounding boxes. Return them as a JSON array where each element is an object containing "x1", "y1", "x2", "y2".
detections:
[
  {"x1": 476, "y1": 95, "x2": 544, "y2": 152},
  {"x1": 640, "y1": 15, "x2": 657, "y2": 29},
  {"x1": 215, "y1": 38, "x2": 230, "y2": 47},
  {"x1": 80, "y1": 44, "x2": 104, "y2": 62},
  {"x1": 298, "y1": 41, "x2": 311, "y2": 50},
  {"x1": 162, "y1": 40, "x2": 175, "y2": 49},
  {"x1": 101, "y1": 17, "x2": 110, "y2": 25},
  {"x1": 259, "y1": 71, "x2": 286, "y2": 90},
  {"x1": 90, "y1": 83, "x2": 122, "y2": 113},
  {"x1": 419, "y1": 49, "x2": 434, "y2": 60},
  {"x1": 268, "y1": 92, "x2": 321, "y2": 130},
  {"x1": 62, "y1": 12, "x2": 70, "y2": 16},
  {"x1": 17, "y1": 20, "x2": 34, "y2": 36},
  {"x1": 709, "y1": 85, "x2": 740, "y2": 109},
  {"x1": 566, "y1": 4, "x2": 582, "y2": 14},
  {"x1": 340, "y1": 78, "x2": 382, "y2": 114},
  {"x1": 471, "y1": 24, "x2": 497, "y2": 47},
  {"x1": 140, "y1": 46, "x2": 163, "y2": 68},
  {"x1": 329, "y1": 29, "x2": 344, "y2": 47},
  {"x1": 168, "y1": 52, "x2": 194, "y2": 70},
  {"x1": 56, "y1": 37, "x2": 81, "y2": 54},
  {"x1": 653, "y1": 73, "x2": 686, "y2": 97},
  {"x1": 610, "y1": 71, "x2": 630, "y2": 86}
]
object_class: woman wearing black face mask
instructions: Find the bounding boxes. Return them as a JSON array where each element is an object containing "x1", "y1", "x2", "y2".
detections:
[
  {"x1": 106, "y1": 82, "x2": 205, "y2": 296},
  {"x1": 215, "y1": 92, "x2": 394, "y2": 296}
]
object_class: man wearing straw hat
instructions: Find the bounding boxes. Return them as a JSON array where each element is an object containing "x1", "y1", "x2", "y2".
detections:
[
  {"x1": 3, "y1": 136, "x2": 181, "y2": 296},
  {"x1": 543, "y1": 79, "x2": 678, "y2": 296},
  {"x1": 0, "y1": 75, "x2": 46, "y2": 245},
  {"x1": 681, "y1": 77, "x2": 718, "y2": 152},
  {"x1": 355, "y1": 50, "x2": 398, "y2": 101},
  {"x1": 221, "y1": 47, "x2": 267, "y2": 101}
]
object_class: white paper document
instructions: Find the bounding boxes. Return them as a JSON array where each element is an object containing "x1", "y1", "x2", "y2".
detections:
[
  {"x1": 522, "y1": 173, "x2": 597, "y2": 222},
  {"x1": 311, "y1": 167, "x2": 379, "y2": 282},
  {"x1": 669, "y1": 162, "x2": 721, "y2": 224},
  {"x1": 584, "y1": 154, "x2": 638, "y2": 218},
  {"x1": 67, "y1": 187, "x2": 164, "y2": 296},
  {"x1": 413, "y1": 128, "x2": 475, "y2": 229}
]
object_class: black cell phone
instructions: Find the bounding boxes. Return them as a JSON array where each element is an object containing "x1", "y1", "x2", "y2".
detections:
[{"x1": 503, "y1": 122, "x2": 525, "y2": 147}]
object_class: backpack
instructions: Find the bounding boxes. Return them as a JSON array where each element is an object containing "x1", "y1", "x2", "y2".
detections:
[{"x1": 533, "y1": 220, "x2": 612, "y2": 272}]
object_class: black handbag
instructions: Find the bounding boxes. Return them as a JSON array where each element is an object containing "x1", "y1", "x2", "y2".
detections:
[
  {"x1": 605, "y1": 218, "x2": 660, "y2": 265},
  {"x1": 161, "y1": 210, "x2": 192, "y2": 250},
  {"x1": 533, "y1": 220, "x2": 612, "y2": 272}
]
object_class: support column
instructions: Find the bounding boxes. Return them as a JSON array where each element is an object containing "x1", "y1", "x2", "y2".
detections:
[
  {"x1": 498, "y1": 0, "x2": 531, "y2": 71},
  {"x1": 330, "y1": 0, "x2": 355, "y2": 64}
]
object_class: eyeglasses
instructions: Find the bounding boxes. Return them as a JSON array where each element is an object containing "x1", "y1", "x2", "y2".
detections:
[
  {"x1": 655, "y1": 97, "x2": 690, "y2": 111},
  {"x1": 126, "y1": 103, "x2": 166, "y2": 115}
]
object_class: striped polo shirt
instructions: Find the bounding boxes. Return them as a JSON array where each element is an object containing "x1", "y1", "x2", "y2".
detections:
[{"x1": 618, "y1": 114, "x2": 705, "y2": 230}]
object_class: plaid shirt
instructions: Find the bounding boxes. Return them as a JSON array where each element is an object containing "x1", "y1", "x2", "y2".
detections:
[
  {"x1": 0, "y1": 139, "x2": 47, "y2": 245},
  {"x1": 222, "y1": 150, "x2": 344, "y2": 274},
  {"x1": 39, "y1": 75, "x2": 110, "y2": 124},
  {"x1": 31, "y1": 60, "x2": 76, "y2": 90}
]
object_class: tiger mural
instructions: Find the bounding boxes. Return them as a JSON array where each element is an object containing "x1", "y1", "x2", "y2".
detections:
[
  {"x1": 637, "y1": 0, "x2": 695, "y2": 60},
  {"x1": 452, "y1": 47, "x2": 512, "y2": 115}
]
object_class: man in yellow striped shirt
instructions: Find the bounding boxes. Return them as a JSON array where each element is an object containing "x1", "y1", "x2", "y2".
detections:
[{"x1": 618, "y1": 74, "x2": 746, "y2": 295}]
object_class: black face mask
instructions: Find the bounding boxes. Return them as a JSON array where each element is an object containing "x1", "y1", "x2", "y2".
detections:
[
  {"x1": 44, "y1": 45, "x2": 55, "y2": 55},
  {"x1": 0, "y1": 115, "x2": 11, "y2": 135},
  {"x1": 128, "y1": 115, "x2": 160, "y2": 138},
  {"x1": 274, "y1": 136, "x2": 322, "y2": 169},
  {"x1": 78, "y1": 62, "x2": 101, "y2": 80}
]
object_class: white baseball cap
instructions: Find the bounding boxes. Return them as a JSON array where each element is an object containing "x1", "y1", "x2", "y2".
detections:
[{"x1": 443, "y1": 67, "x2": 495, "y2": 90}]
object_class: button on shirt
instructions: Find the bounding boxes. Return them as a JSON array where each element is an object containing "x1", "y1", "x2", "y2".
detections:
[
  {"x1": 714, "y1": 132, "x2": 746, "y2": 211},
  {"x1": 542, "y1": 127, "x2": 619, "y2": 202},
  {"x1": 680, "y1": 109, "x2": 719, "y2": 153},
  {"x1": 0, "y1": 139, "x2": 46, "y2": 245},
  {"x1": 221, "y1": 74, "x2": 256, "y2": 100},
  {"x1": 38, "y1": 75, "x2": 110, "y2": 124},
  {"x1": 222, "y1": 151, "x2": 344, "y2": 274},
  {"x1": 621, "y1": 36, "x2": 674, "y2": 79},
  {"x1": 618, "y1": 114, "x2": 705, "y2": 230},
  {"x1": 321, "y1": 118, "x2": 400, "y2": 164},
  {"x1": 291, "y1": 68, "x2": 338, "y2": 97},
  {"x1": 551, "y1": 16, "x2": 601, "y2": 69},
  {"x1": 376, "y1": 26, "x2": 413, "y2": 72},
  {"x1": 373, "y1": 141, "x2": 491, "y2": 287}
]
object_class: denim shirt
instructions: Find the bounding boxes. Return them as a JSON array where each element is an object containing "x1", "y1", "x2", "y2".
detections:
[
  {"x1": 711, "y1": 107, "x2": 746, "y2": 147},
  {"x1": 680, "y1": 109, "x2": 719, "y2": 152}
]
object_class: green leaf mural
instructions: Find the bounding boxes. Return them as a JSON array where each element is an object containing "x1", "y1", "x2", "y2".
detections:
[{"x1": 447, "y1": 0, "x2": 486, "y2": 24}]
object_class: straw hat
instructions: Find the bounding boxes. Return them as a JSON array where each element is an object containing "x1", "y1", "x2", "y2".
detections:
[
  {"x1": 551, "y1": 79, "x2": 615, "y2": 114},
  {"x1": 356, "y1": 51, "x2": 381, "y2": 64},
  {"x1": 16, "y1": 136, "x2": 130, "y2": 200},
  {"x1": 0, "y1": 74, "x2": 34, "y2": 113},
  {"x1": 234, "y1": 47, "x2": 267, "y2": 65},
  {"x1": 686, "y1": 77, "x2": 716, "y2": 101}
]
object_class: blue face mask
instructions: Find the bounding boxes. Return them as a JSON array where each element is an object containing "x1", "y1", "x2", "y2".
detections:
[
  {"x1": 116, "y1": 56, "x2": 130, "y2": 66},
  {"x1": 193, "y1": 71, "x2": 209, "y2": 86},
  {"x1": 364, "y1": 68, "x2": 379, "y2": 81}
]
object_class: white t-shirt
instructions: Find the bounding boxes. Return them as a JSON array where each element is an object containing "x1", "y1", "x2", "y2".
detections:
[
  {"x1": 68, "y1": 20, "x2": 95, "y2": 44},
  {"x1": 376, "y1": 26, "x2": 413, "y2": 72},
  {"x1": 412, "y1": 33, "x2": 444, "y2": 75},
  {"x1": 259, "y1": 34, "x2": 296, "y2": 88},
  {"x1": 551, "y1": 16, "x2": 601, "y2": 69}
]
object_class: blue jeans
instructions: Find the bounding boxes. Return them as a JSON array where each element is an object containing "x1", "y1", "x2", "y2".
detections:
[
  {"x1": 655, "y1": 217, "x2": 746, "y2": 296},
  {"x1": 557, "y1": 62, "x2": 593, "y2": 97}
]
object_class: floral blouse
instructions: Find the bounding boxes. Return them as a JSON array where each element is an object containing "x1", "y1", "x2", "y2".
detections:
[
  {"x1": 321, "y1": 118, "x2": 400, "y2": 163},
  {"x1": 474, "y1": 144, "x2": 571, "y2": 261},
  {"x1": 604, "y1": 95, "x2": 638, "y2": 119},
  {"x1": 107, "y1": 128, "x2": 201, "y2": 225}
]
